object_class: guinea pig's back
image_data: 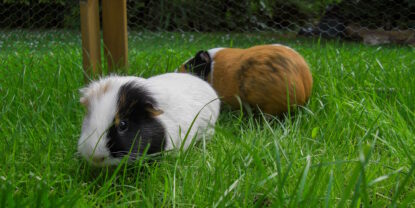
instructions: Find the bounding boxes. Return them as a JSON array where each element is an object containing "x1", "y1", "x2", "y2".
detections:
[
  {"x1": 147, "y1": 73, "x2": 220, "y2": 149},
  {"x1": 148, "y1": 73, "x2": 219, "y2": 108},
  {"x1": 237, "y1": 45, "x2": 313, "y2": 115},
  {"x1": 270, "y1": 44, "x2": 313, "y2": 100},
  {"x1": 209, "y1": 48, "x2": 245, "y2": 106}
]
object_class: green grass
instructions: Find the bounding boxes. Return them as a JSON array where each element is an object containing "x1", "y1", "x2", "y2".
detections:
[{"x1": 0, "y1": 29, "x2": 414, "y2": 207}]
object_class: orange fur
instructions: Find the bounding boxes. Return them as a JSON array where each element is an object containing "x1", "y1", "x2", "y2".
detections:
[{"x1": 182, "y1": 44, "x2": 313, "y2": 115}]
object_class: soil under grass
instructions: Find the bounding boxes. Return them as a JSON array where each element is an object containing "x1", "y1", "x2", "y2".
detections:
[{"x1": 0, "y1": 30, "x2": 414, "y2": 207}]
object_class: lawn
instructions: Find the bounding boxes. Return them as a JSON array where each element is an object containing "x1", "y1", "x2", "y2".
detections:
[{"x1": 0, "y1": 30, "x2": 414, "y2": 207}]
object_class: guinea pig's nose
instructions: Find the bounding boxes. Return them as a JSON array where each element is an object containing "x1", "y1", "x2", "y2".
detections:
[{"x1": 90, "y1": 155, "x2": 106, "y2": 163}]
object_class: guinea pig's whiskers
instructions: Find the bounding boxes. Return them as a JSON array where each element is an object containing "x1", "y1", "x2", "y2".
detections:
[
  {"x1": 109, "y1": 151, "x2": 141, "y2": 161},
  {"x1": 110, "y1": 146, "x2": 164, "y2": 159},
  {"x1": 91, "y1": 126, "x2": 111, "y2": 156},
  {"x1": 123, "y1": 131, "x2": 144, "y2": 160}
]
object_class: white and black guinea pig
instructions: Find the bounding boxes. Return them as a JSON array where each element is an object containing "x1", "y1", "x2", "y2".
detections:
[
  {"x1": 78, "y1": 73, "x2": 220, "y2": 166},
  {"x1": 178, "y1": 44, "x2": 313, "y2": 115}
]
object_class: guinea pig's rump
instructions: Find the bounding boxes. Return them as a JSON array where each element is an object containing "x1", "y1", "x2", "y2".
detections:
[{"x1": 235, "y1": 46, "x2": 311, "y2": 115}]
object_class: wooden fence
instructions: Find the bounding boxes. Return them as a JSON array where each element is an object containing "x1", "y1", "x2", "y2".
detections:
[{"x1": 80, "y1": 0, "x2": 128, "y2": 79}]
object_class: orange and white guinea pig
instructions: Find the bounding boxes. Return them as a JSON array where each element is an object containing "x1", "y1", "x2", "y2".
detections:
[{"x1": 178, "y1": 44, "x2": 313, "y2": 115}]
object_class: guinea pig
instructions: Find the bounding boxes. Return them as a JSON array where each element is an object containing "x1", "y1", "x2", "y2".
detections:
[
  {"x1": 178, "y1": 44, "x2": 313, "y2": 115},
  {"x1": 78, "y1": 73, "x2": 220, "y2": 166}
]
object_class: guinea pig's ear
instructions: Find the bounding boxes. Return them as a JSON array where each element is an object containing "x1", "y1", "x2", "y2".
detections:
[
  {"x1": 79, "y1": 87, "x2": 89, "y2": 107},
  {"x1": 197, "y1": 50, "x2": 211, "y2": 63},
  {"x1": 145, "y1": 102, "x2": 164, "y2": 117}
]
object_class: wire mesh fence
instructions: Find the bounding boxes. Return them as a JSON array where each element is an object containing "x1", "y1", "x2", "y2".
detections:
[{"x1": 0, "y1": 0, "x2": 414, "y2": 45}]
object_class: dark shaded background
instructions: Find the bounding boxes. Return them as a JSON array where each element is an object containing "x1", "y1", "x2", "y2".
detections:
[{"x1": 0, "y1": 0, "x2": 414, "y2": 37}]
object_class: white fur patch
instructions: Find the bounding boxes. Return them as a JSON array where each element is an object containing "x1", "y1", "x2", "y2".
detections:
[
  {"x1": 207, "y1": 48, "x2": 225, "y2": 84},
  {"x1": 207, "y1": 47, "x2": 225, "y2": 58},
  {"x1": 146, "y1": 73, "x2": 220, "y2": 150}
]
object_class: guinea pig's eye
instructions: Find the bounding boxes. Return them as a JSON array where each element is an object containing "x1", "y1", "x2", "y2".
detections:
[{"x1": 118, "y1": 120, "x2": 128, "y2": 133}]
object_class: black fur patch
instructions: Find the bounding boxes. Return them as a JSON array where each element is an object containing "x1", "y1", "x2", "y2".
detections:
[
  {"x1": 237, "y1": 58, "x2": 258, "y2": 98},
  {"x1": 183, "y1": 50, "x2": 212, "y2": 80},
  {"x1": 107, "y1": 82, "x2": 166, "y2": 159},
  {"x1": 269, "y1": 55, "x2": 291, "y2": 71},
  {"x1": 237, "y1": 57, "x2": 281, "y2": 101}
]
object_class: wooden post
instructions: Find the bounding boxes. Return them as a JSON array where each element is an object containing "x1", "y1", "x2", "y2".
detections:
[
  {"x1": 80, "y1": 0, "x2": 101, "y2": 79},
  {"x1": 102, "y1": 0, "x2": 128, "y2": 71}
]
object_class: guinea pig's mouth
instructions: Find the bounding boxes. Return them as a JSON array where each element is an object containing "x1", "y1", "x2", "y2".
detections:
[
  {"x1": 88, "y1": 153, "x2": 158, "y2": 167},
  {"x1": 110, "y1": 151, "x2": 141, "y2": 160},
  {"x1": 88, "y1": 156, "x2": 121, "y2": 167},
  {"x1": 87, "y1": 150, "x2": 148, "y2": 166}
]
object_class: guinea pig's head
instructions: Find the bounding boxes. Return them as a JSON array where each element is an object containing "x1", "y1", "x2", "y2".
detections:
[
  {"x1": 178, "y1": 50, "x2": 212, "y2": 80},
  {"x1": 78, "y1": 76, "x2": 165, "y2": 166}
]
